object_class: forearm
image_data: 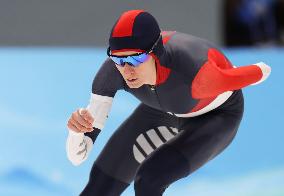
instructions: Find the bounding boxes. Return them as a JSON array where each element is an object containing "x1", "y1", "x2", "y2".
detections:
[
  {"x1": 221, "y1": 64, "x2": 263, "y2": 89},
  {"x1": 86, "y1": 93, "x2": 113, "y2": 130},
  {"x1": 66, "y1": 94, "x2": 112, "y2": 166}
]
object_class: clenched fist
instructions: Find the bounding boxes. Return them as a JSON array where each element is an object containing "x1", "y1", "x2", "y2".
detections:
[{"x1": 67, "y1": 108, "x2": 94, "y2": 133}]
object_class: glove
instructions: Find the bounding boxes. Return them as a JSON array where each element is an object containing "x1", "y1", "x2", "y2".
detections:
[
  {"x1": 251, "y1": 62, "x2": 271, "y2": 85},
  {"x1": 66, "y1": 130, "x2": 94, "y2": 166}
]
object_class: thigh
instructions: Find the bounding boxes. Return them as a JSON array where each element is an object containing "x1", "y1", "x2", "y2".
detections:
[
  {"x1": 94, "y1": 103, "x2": 179, "y2": 184},
  {"x1": 133, "y1": 90, "x2": 244, "y2": 194},
  {"x1": 168, "y1": 106, "x2": 244, "y2": 174},
  {"x1": 133, "y1": 108, "x2": 243, "y2": 195}
]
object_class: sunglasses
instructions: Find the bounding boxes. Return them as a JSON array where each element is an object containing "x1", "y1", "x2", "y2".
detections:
[{"x1": 107, "y1": 34, "x2": 161, "y2": 67}]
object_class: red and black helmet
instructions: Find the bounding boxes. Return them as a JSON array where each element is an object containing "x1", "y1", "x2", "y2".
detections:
[{"x1": 109, "y1": 10, "x2": 163, "y2": 55}]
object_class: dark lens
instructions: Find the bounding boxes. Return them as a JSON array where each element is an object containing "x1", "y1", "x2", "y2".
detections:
[
  {"x1": 119, "y1": 59, "x2": 124, "y2": 65},
  {"x1": 110, "y1": 56, "x2": 125, "y2": 67}
]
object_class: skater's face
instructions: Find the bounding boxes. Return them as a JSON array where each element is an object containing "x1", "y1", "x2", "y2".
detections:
[{"x1": 112, "y1": 50, "x2": 157, "y2": 88}]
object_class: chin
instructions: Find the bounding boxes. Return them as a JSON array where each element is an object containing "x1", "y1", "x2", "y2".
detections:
[{"x1": 127, "y1": 82, "x2": 143, "y2": 88}]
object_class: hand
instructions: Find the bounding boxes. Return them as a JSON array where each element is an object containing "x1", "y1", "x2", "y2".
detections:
[
  {"x1": 252, "y1": 62, "x2": 271, "y2": 85},
  {"x1": 67, "y1": 108, "x2": 94, "y2": 133}
]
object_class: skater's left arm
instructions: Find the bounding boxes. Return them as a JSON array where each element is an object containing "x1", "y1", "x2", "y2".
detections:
[{"x1": 191, "y1": 49, "x2": 271, "y2": 99}]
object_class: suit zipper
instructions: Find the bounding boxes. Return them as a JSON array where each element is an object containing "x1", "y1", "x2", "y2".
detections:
[
  {"x1": 149, "y1": 85, "x2": 164, "y2": 111},
  {"x1": 149, "y1": 85, "x2": 176, "y2": 116}
]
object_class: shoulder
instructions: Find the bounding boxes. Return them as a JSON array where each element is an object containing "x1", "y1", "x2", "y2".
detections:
[
  {"x1": 166, "y1": 32, "x2": 218, "y2": 62},
  {"x1": 162, "y1": 32, "x2": 229, "y2": 84},
  {"x1": 162, "y1": 32, "x2": 214, "y2": 81},
  {"x1": 92, "y1": 58, "x2": 126, "y2": 95},
  {"x1": 96, "y1": 58, "x2": 123, "y2": 80}
]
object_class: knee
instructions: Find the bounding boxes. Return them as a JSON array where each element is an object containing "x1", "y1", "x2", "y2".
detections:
[
  {"x1": 134, "y1": 164, "x2": 164, "y2": 194},
  {"x1": 134, "y1": 167, "x2": 153, "y2": 190},
  {"x1": 80, "y1": 165, "x2": 128, "y2": 196}
]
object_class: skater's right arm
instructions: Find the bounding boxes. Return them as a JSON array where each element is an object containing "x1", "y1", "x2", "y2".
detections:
[{"x1": 66, "y1": 58, "x2": 125, "y2": 166}]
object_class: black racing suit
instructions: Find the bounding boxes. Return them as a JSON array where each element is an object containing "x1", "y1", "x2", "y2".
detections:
[{"x1": 79, "y1": 31, "x2": 265, "y2": 196}]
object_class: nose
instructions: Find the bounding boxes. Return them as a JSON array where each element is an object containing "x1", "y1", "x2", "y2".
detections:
[{"x1": 123, "y1": 63, "x2": 135, "y2": 75}]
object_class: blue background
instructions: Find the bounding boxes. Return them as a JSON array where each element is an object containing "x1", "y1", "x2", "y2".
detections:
[{"x1": 0, "y1": 47, "x2": 283, "y2": 195}]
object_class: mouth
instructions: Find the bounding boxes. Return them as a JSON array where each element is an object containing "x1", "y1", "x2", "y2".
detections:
[{"x1": 127, "y1": 78, "x2": 138, "y2": 83}]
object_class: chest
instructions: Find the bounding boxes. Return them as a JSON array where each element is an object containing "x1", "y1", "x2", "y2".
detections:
[{"x1": 129, "y1": 72, "x2": 198, "y2": 113}]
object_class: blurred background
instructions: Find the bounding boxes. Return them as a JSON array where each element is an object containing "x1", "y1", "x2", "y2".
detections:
[{"x1": 0, "y1": 0, "x2": 283, "y2": 195}]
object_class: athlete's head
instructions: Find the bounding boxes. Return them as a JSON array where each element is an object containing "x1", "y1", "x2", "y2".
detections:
[{"x1": 107, "y1": 10, "x2": 163, "y2": 88}]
